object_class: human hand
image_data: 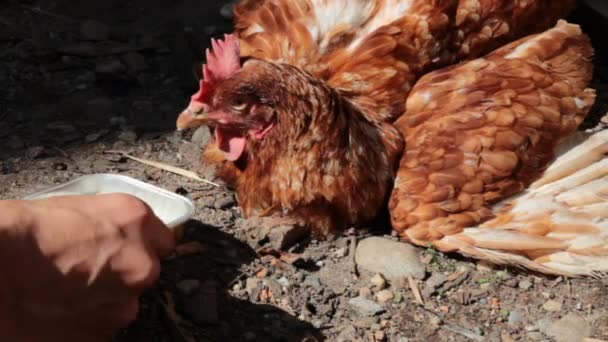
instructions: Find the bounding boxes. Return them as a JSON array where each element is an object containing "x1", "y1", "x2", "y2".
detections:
[{"x1": 0, "y1": 194, "x2": 175, "y2": 342}]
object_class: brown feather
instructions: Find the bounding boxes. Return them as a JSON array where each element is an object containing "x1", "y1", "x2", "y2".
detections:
[{"x1": 390, "y1": 20, "x2": 595, "y2": 247}]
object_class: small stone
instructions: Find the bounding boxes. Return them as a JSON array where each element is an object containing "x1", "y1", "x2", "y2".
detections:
[
  {"x1": 191, "y1": 126, "x2": 211, "y2": 146},
  {"x1": 333, "y1": 247, "x2": 348, "y2": 258},
  {"x1": 370, "y1": 274, "x2": 387, "y2": 290},
  {"x1": 525, "y1": 325, "x2": 539, "y2": 332},
  {"x1": 214, "y1": 196, "x2": 235, "y2": 209},
  {"x1": 527, "y1": 332, "x2": 544, "y2": 341},
  {"x1": 545, "y1": 313, "x2": 592, "y2": 342},
  {"x1": 543, "y1": 300, "x2": 562, "y2": 312},
  {"x1": 316, "y1": 260, "x2": 324, "y2": 267},
  {"x1": 355, "y1": 237, "x2": 425, "y2": 280},
  {"x1": 508, "y1": 310, "x2": 522, "y2": 326},
  {"x1": 256, "y1": 267, "x2": 269, "y2": 279},
  {"x1": 354, "y1": 317, "x2": 378, "y2": 328},
  {"x1": 429, "y1": 314, "x2": 442, "y2": 327},
  {"x1": 266, "y1": 279, "x2": 282, "y2": 297},
  {"x1": 232, "y1": 282, "x2": 242, "y2": 292},
  {"x1": 177, "y1": 279, "x2": 200, "y2": 296},
  {"x1": 337, "y1": 326, "x2": 358, "y2": 342},
  {"x1": 80, "y1": 20, "x2": 109, "y2": 41},
  {"x1": 293, "y1": 272, "x2": 305, "y2": 283},
  {"x1": 536, "y1": 318, "x2": 552, "y2": 332},
  {"x1": 53, "y1": 162, "x2": 68, "y2": 171},
  {"x1": 359, "y1": 286, "x2": 373, "y2": 299},
  {"x1": 245, "y1": 278, "x2": 261, "y2": 295},
  {"x1": 118, "y1": 130, "x2": 138, "y2": 143},
  {"x1": 242, "y1": 217, "x2": 309, "y2": 250},
  {"x1": 422, "y1": 273, "x2": 448, "y2": 298},
  {"x1": 349, "y1": 297, "x2": 385, "y2": 316},
  {"x1": 376, "y1": 290, "x2": 394, "y2": 303},
  {"x1": 277, "y1": 276, "x2": 290, "y2": 288},
  {"x1": 519, "y1": 279, "x2": 533, "y2": 290},
  {"x1": 438, "y1": 267, "x2": 470, "y2": 293},
  {"x1": 501, "y1": 333, "x2": 516, "y2": 342},
  {"x1": 266, "y1": 223, "x2": 309, "y2": 250},
  {"x1": 374, "y1": 330, "x2": 386, "y2": 341},
  {"x1": 304, "y1": 275, "x2": 322, "y2": 290}
]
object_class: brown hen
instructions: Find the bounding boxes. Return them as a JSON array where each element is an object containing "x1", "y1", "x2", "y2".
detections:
[{"x1": 176, "y1": 1, "x2": 608, "y2": 275}]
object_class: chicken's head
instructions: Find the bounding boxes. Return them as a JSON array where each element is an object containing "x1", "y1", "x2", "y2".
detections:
[{"x1": 176, "y1": 34, "x2": 278, "y2": 162}]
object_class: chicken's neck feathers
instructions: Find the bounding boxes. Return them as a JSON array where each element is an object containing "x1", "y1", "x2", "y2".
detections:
[{"x1": 250, "y1": 62, "x2": 380, "y2": 157}]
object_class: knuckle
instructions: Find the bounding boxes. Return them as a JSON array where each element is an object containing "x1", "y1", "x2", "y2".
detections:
[{"x1": 112, "y1": 194, "x2": 152, "y2": 224}]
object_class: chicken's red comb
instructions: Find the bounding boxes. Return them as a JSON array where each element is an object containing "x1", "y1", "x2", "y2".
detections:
[{"x1": 191, "y1": 34, "x2": 241, "y2": 104}]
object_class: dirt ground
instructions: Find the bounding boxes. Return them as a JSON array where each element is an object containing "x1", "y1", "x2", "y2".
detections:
[{"x1": 1, "y1": 1, "x2": 608, "y2": 341}]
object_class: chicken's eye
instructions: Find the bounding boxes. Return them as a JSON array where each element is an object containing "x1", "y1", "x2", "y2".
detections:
[{"x1": 232, "y1": 100, "x2": 248, "y2": 112}]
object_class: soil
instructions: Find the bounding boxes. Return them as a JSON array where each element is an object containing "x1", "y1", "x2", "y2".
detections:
[{"x1": 1, "y1": 1, "x2": 608, "y2": 341}]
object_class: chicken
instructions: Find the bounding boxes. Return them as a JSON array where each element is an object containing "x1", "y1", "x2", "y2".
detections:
[
  {"x1": 175, "y1": 1, "x2": 608, "y2": 275},
  {"x1": 390, "y1": 20, "x2": 608, "y2": 276},
  {"x1": 177, "y1": 33, "x2": 405, "y2": 236}
]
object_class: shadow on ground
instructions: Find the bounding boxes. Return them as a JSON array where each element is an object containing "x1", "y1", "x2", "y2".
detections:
[
  {"x1": 1, "y1": 1, "x2": 323, "y2": 341},
  {"x1": 119, "y1": 220, "x2": 322, "y2": 341},
  {"x1": 1, "y1": 0, "x2": 233, "y2": 161}
]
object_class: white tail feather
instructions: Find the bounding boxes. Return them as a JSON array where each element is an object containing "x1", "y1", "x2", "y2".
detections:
[
  {"x1": 441, "y1": 129, "x2": 608, "y2": 277},
  {"x1": 532, "y1": 130, "x2": 608, "y2": 188}
]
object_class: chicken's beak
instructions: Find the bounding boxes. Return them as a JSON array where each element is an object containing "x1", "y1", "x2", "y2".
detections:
[{"x1": 176, "y1": 102, "x2": 212, "y2": 131}]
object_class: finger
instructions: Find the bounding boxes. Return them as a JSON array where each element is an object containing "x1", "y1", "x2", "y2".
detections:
[
  {"x1": 91, "y1": 194, "x2": 175, "y2": 257},
  {"x1": 34, "y1": 193, "x2": 175, "y2": 257},
  {"x1": 110, "y1": 242, "x2": 162, "y2": 291}
]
